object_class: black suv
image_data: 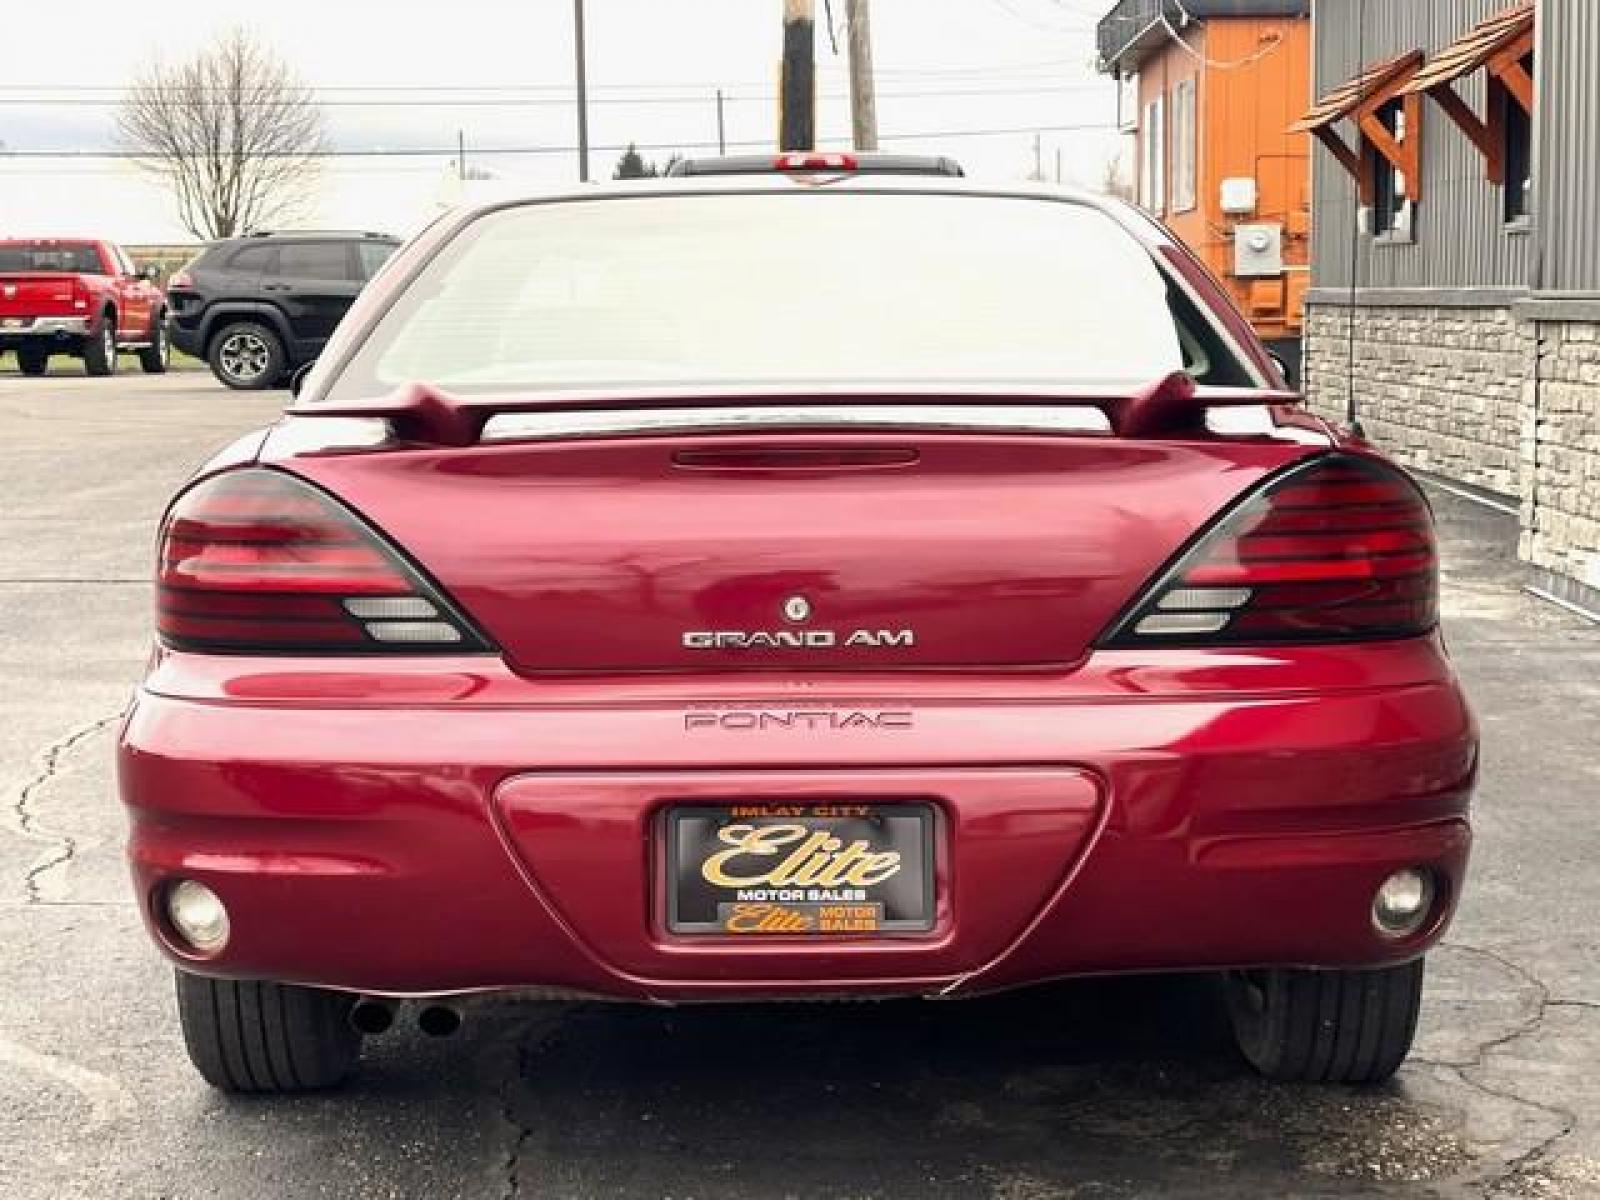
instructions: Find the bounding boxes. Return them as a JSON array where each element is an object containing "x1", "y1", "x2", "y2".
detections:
[{"x1": 167, "y1": 231, "x2": 399, "y2": 390}]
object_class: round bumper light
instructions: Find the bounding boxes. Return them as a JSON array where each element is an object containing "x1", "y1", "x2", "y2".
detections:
[
  {"x1": 1372, "y1": 869, "x2": 1435, "y2": 938},
  {"x1": 166, "y1": 880, "x2": 230, "y2": 953}
]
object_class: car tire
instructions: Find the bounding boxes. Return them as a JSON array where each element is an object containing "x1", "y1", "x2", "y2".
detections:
[
  {"x1": 84, "y1": 313, "x2": 118, "y2": 377},
  {"x1": 16, "y1": 345, "x2": 49, "y2": 376},
  {"x1": 174, "y1": 969, "x2": 361, "y2": 1093},
  {"x1": 1224, "y1": 958, "x2": 1424, "y2": 1084},
  {"x1": 138, "y1": 312, "x2": 171, "y2": 374},
  {"x1": 209, "y1": 321, "x2": 286, "y2": 391}
]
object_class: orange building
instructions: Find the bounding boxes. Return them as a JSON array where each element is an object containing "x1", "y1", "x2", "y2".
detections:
[{"x1": 1097, "y1": 1, "x2": 1312, "y2": 381}]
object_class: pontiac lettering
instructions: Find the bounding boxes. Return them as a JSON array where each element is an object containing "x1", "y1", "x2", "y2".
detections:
[
  {"x1": 701, "y1": 823, "x2": 903, "y2": 889},
  {"x1": 684, "y1": 710, "x2": 913, "y2": 732}
]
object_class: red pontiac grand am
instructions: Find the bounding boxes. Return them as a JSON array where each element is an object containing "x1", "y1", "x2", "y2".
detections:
[{"x1": 118, "y1": 156, "x2": 1475, "y2": 1093}]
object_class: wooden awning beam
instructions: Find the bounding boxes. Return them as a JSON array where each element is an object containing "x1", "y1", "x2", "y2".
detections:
[
  {"x1": 1430, "y1": 84, "x2": 1503, "y2": 184},
  {"x1": 1486, "y1": 28, "x2": 1536, "y2": 114},
  {"x1": 1295, "y1": 54, "x2": 1424, "y2": 206},
  {"x1": 1354, "y1": 91, "x2": 1423, "y2": 203},
  {"x1": 1310, "y1": 127, "x2": 1370, "y2": 204},
  {"x1": 1412, "y1": 21, "x2": 1533, "y2": 186}
]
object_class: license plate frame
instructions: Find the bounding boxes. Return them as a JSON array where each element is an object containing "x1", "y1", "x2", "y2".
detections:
[{"x1": 665, "y1": 803, "x2": 937, "y2": 936}]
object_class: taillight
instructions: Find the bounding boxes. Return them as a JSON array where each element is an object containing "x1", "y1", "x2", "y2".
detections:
[
  {"x1": 1106, "y1": 455, "x2": 1438, "y2": 646},
  {"x1": 156, "y1": 469, "x2": 489, "y2": 654},
  {"x1": 775, "y1": 152, "x2": 858, "y2": 171}
]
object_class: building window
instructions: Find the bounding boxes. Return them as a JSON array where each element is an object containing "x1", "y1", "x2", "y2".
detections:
[
  {"x1": 1503, "y1": 53, "x2": 1533, "y2": 223},
  {"x1": 1171, "y1": 78, "x2": 1198, "y2": 212},
  {"x1": 1140, "y1": 95, "x2": 1166, "y2": 215},
  {"x1": 1118, "y1": 72, "x2": 1139, "y2": 133},
  {"x1": 1371, "y1": 99, "x2": 1411, "y2": 238}
]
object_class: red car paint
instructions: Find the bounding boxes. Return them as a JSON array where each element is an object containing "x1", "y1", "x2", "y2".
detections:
[{"x1": 118, "y1": 178, "x2": 1474, "y2": 1008}]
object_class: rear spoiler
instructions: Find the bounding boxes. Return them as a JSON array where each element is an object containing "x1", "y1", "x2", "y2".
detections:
[{"x1": 284, "y1": 373, "x2": 1303, "y2": 449}]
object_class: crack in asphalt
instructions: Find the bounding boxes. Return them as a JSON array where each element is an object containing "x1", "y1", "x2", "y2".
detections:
[
  {"x1": 498, "y1": 1013, "x2": 568, "y2": 1200},
  {"x1": 500, "y1": 1037, "x2": 534, "y2": 1200},
  {"x1": 1547, "y1": 999, "x2": 1600, "y2": 1012},
  {"x1": 1428, "y1": 941, "x2": 1586, "y2": 1194},
  {"x1": 6, "y1": 712, "x2": 124, "y2": 904}
]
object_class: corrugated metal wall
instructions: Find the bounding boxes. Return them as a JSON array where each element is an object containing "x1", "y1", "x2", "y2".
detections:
[
  {"x1": 1309, "y1": 0, "x2": 1564, "y2": 292},
  {"x1": 1535, "y1": 1, "x2": 1600, "y2": 291}
]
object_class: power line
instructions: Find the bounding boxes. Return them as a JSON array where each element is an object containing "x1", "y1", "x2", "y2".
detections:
[
  {"x1": 984, "y1": 0, "x2": 1093, "y2": 35},
  {"x1": 854, "y1": 58, "x2": 1085, "y2": 77},
  {"x1": 0, "y1": 59, "x2": 1091, "y2": 91},
  {"x1": 0, "y1": 120, "x2": 1121, "y2": 162},
  {"x1": 0, "y1": 82, "x2": 1114, "y2": 108},
  {"x1": 1154, "y1": 11, "x2": 1296, "y2": 71}
]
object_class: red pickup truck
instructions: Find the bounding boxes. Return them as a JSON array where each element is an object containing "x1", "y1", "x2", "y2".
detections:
[{"x1": 0, "y1": 238, "x2": 170, "y2": 377}]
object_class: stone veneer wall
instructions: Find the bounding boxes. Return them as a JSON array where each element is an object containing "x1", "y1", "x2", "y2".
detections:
[
  {"x1": 1524, "y1": 322, "x2": 1600, "y2": 595},
  {"x1": 1303, "y1": 305, "x2": 1530, "y2": 496},
  {"x1": 1304, "y1": 301, "x2": 1600, "y2": 606}
]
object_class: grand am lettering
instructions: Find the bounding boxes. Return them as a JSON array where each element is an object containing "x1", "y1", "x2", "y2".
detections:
[
  {"x1": 683, "y1": 710, "x2": 914, "y2": 731},
  {"x1": 682, "y1": 629, "x2": 916, "y2": 650}
]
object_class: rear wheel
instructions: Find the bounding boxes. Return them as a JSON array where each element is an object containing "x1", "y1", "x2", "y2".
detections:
[
  {"x1": 138, "y1": 312, "x2": 170, "y2": 374},
  {"x1": 209, "y1": 321, "x2": 285, "y2": 390},
  {"x1": 16, "y1": 345, "x2": 49, "y2": 376},
  {"x1": 173, "y1": 969, "x2": 361, "y2": 1093},
  {"x1": 84, "y1": 313, "x2": 118, "y2": 377},
  {"x1": 1224, "y1": 959, "x2": 1425, "y2": 1083}
]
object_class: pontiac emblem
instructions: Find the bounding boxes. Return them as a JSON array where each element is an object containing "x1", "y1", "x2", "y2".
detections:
[{"x1": 782, "y1": 594, "x2": 811, "y2": 623}]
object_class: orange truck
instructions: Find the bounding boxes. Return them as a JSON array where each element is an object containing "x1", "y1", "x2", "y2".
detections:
[{"x1": 1097, "y1": 1, "x2": 1312, "y2": 382}]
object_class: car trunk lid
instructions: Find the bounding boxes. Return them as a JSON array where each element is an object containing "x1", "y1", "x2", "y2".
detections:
[{"x1": 275, "y1": 391, "x2": 1322, "y2": 674}]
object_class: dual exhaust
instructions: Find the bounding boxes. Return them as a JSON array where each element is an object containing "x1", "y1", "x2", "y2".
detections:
[{"x1": 349, "y1": 997, "x2": 462, "y2": 1038}]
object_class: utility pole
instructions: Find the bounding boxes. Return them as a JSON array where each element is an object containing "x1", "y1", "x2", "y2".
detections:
[
  {"x1": 1033, "y1": 132, "x2": 1043, "y2": 180},
  {"x1": 780, "y1": 0, "x2": 816, "y2": 152},
  {"x1": 716, "y1": 89, "x2": 727, "y2": 155},
  {"x1": 845, "y1": 0, "x2": 878, "y2": 151},
  {"x1": 573, "y1": 0, "x2": 590, "y2": 181},
  {"x1": 458, "y1": 130, "x2": 466, "y2": 182}
]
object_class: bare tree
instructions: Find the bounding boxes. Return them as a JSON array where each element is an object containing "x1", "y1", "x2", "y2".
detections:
[{"x1": 119, "y1": 28, "x2": 325, "y2": 239}]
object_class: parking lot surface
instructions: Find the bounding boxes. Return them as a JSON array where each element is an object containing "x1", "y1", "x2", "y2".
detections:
[{"x1": 1, "y1": 372, "x2": 1597, "y2": 1199}]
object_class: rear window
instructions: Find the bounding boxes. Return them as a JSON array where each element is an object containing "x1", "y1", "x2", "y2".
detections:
[
  {"x1": 357, "y1": 240, "x2": 398, "y2": 279},
  {"x1": 324, "y1": 193, "x2": 1193, "y2": 400},
  {"x1": 0, "y1": 243, "x2": 107, "y2": 274}
]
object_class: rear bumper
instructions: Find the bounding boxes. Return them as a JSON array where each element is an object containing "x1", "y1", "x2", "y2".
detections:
[
  {"x1": 0, "y1": 315, "x2": 90, "y2": 342},
  {"x1": 118, "y1": 639, "x2": 1476, "y2": 1001},
  {"x1": 169, "y1": 317, "x2": 204, "y2": 359}
]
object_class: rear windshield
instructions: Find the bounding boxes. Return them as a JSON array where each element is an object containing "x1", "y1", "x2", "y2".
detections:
[
  {"x1": 324, "y1": 193, "x2": 1193, "y2": 400},
  {"x1": 0, "y1": 243, "x2": 106, "y2": 274}
]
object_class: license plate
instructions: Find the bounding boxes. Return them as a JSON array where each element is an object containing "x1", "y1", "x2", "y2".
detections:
[{"x1": 667, "y1": 803, "x2": 935, "y2": 935}]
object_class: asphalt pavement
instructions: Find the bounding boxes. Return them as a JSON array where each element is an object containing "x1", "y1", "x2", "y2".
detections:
[{"x1": 1, "y1": 371, "x2": 1596, "y2": 1199}]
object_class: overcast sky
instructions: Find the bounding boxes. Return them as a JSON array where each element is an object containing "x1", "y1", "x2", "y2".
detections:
[{"x1": 0, "y1": 0, "x2": 1125, "y2": 243}]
